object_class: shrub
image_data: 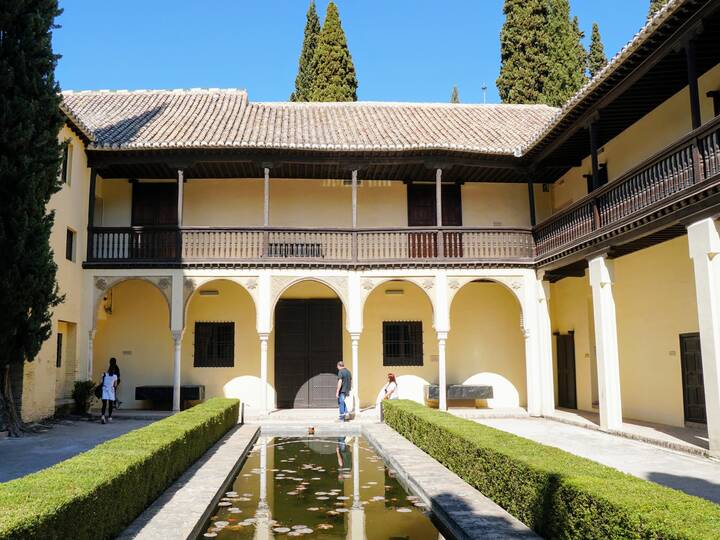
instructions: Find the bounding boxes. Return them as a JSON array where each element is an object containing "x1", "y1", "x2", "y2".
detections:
[
  {"x1": 383, "y1": 400, "x2": 720, "y2": 540},
  {"x1": 0, "y1": 397, "x2": 239, "y2": 540},
  {"x1": 70, "y1": 380, "x2": 96, "y2": 415}
]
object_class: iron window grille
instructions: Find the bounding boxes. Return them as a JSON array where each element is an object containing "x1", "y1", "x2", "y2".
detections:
[
  {"x1": 383, "y1": 321, "x2": 423, "y2": 366},
  {"x1": 193, "y1": 322, "x2": 234, "y2": 367}
]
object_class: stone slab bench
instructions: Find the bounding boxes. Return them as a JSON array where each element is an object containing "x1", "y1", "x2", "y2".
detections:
[
  {"x1": 135, "y1": 385, "x2": 205, "y2": 409},
  {"x1": 426, "y1": 384, "x2": 493, "y2": 402}
]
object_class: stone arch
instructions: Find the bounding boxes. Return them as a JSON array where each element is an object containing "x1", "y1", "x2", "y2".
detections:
[
  {"x1": 92, "y1": 275, "x2": 172, "y2": 329},
  {"x1": 358, "y1": 276, "x2": 437, "y2": 319},
  {"x1": 183, "y1": 276, "x2": 260, "y2": 327},
  {"x1": 269, "y1": 276, "x2": 349, "y2": 330}
]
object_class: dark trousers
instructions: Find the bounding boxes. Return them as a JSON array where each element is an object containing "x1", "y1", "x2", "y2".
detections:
[{"x1": 101, "y1": 399, "x2": 114, "y2": 417}]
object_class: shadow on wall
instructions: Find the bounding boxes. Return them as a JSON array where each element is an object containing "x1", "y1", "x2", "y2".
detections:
[
  {"x1": 223, "y1": 376, "x2": 275, "y2": 410},
  {"x1": 647, "y1": 472, "x2": 720, "y2": 505},
  {"x1": 462, "y1": 373, "x2": 521, "y2": 408}
]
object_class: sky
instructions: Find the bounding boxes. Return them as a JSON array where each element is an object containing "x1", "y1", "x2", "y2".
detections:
[{"x1": 53, "y1": 1, "x2": 650, "y2": 104}]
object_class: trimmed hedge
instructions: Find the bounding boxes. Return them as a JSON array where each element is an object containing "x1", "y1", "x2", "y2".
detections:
[
  {"x1": 0, "y1": 398, "x2": 239, "y2": 540},
  {"x1": 383, "y1": 400, "x2": 720, "y2": 540}
]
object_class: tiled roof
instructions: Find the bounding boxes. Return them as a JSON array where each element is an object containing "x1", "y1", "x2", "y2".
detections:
[{"x1": 60, "y1": 89, "x2": 557, "y2": 156}]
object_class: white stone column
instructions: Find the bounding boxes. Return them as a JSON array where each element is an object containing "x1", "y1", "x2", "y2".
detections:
[
  {"x1": 588, "y1": 255, "x2": 623, "y2": 431},
  {"x1": 687, "y1": 218, "x2": 720, "y2": 456},
  {"x1": 351, "y1": 333, "x2": 360, "y2": 415},
  {"x1": 87, "y1": 329, "x2": 96, "y2": 380},
  {"x1": 171, "y1": 330, "x2": 183, "y2": 412},
  {"x1": 437, "y1": 331, "x2": 448, "y2": 411},
  {"x1": 259, "y1": 332, "x2": 269, "y2": 413},
  {"x1": 537, "y1": 276, "x2": 555, "y2": 415}
]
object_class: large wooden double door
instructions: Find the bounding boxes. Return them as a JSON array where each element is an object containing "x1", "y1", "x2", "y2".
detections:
[{"x1": 274, "y1": 299, "x2": 342, "y2": 408}]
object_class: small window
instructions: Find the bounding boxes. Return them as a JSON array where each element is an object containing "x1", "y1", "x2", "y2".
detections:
[
  {"x1": 60, "y1": 143, "x2": 73, "y2": 185},
  {"x1": 194, "y1": 322, "x2": 234, "y2": 367},
  {"x1": 56, "y1": 333, "x2": 63, "y2": 368},
  {"x1": 383, "y1": 321, "x2": 423, "y2": 366},
  {"x1": 65, "y1": 228, "x2": 76, "y2": 261}
]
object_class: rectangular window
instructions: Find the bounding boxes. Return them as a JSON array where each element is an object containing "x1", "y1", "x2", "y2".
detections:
[
  {"x1": 193, "y1": 322, "x2": 234, "y2": 367},
  {"x1": 56, "y1": 333, "x2": 63, "y2": 368},
  {"x1": 383, "y1": 321, "x2": 423, "y2": 366},
  {"x1": 65, "y1": 228, "x2": 76, "y2": 261},
  {"x1": 60, "y1": 143, "x2": 73, "y2": 185}
]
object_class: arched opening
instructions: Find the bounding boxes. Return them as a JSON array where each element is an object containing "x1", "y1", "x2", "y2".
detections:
[
  {"x1": 447, "y1": 280, "x2": 526, "y2": 409},
  {"x1": 272, "y1": 280, "x2": 348, "y2": 409},
  {"x1": 93, "y1": 279, "x2": 171, "y2": 409},
  {"x1": 360, "y1": 280, "x2": 435, "y2": 407},
  {"x1": 183, "y1": 279, "x2": 261, "y2": 407}
]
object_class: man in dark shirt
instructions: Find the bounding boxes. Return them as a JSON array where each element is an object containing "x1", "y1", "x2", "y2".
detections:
[{"x1": 336, "y1": 361, "x2": 352, "y2": 421}]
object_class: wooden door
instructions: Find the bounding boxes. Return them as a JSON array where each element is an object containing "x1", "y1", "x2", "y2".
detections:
[
  {"x1": 131, "y1": 183, "x2": 178, "y2": 259},
  {"x1": 275, "y1": 299, "x2": 342, "y2": 408},
  {"x1": 556, "y1": 332, "x2": 577, "y2": 409},
  {"x1": 680, "y1": 333, "x2": 706, "y2": 423},
  {"x1": 407, "y1": 183, "x2": 462, "y2": 257}
]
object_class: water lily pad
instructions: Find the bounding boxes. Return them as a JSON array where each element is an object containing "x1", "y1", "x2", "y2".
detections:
[
  {"x1": 203, "y1": 534, "x2": 217, "y2": 538},
  {"x1": 316, "y1": 496, "x2": 329, "y2": 500},
  {"x1": 337, "y1": 508, "x2": 349, "y2": 513},
  {"x1": 274, "y1": 527, "x2": 291, "y2": 533},
  {"x1": 217, "y1": 502, "x2": 231, "y2": 507},
  {"x1": 213, "y1": 521, "x2": 229, "y2": 528},
  {"x1": 307, "y1": 507, "x2": 320, "y2": 511},
  {"x1": 299, "y1": 528, "x2": 313, "y2": 534},
  {"x1": 397, "y1": 508, "x2": 412, "y2": 513},
  {"x1": 317, "y1": 524, "x2": 334, "y2": 530},
  {"x1": 336, "y1": 496, "x2": 349, "y2": 500}
]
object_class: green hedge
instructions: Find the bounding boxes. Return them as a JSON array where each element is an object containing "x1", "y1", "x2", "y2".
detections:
[
  {"x1": 383, "y1": 400, "x2": 720, "y2": 540},
  {"x1": 0, "y1": 398, "x2": 239, "y2": 540}
]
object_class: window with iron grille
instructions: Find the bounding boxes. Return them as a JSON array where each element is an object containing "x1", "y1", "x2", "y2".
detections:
[
  {"x1": 194, "y1": 322, "x2": 234, "y2": 367},
  {"x1": 383, "y1": 321, "x2": 423, "y2": 366}
]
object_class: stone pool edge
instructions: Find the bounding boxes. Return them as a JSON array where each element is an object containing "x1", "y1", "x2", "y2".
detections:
[
  {"x1": 118, "y1": 423, "x2": 260, "y2": 540},
  {"x1": 362, "y1": 423, "x2": 540, "y2": 540}
]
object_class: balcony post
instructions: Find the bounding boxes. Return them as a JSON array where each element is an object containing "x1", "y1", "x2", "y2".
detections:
[
  {"x1": 351, "y1": 169, "x2": 358, "y2": 262},
  {"x1": 589, "y1": 119, "x2": 602, "y2": 228},
  {"x1": 436, "y1": 168, "x2": 444, "y2": 258},
  {"x1": 86, "y1": 168, "x2": 97, "y2": 261},
  {"x1": 685, "y1": 38, "x2": 702, "y2": 130},
  {"x1": 263, "y1": 166, "x2": 270, "y2": 258},
  {"x1": 527, "y1": 180, "x2": 536, "y2": 227},
  {"x1": 177, "y1": 169, "x2": 184, "y2": 260}
]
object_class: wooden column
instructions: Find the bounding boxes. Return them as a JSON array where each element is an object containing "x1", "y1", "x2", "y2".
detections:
[
  {"x1": 86, "y1": 168, "x2": 97, "y2": 260},
  {"x1": 436, "y1": 168, "x2": 444, "y2": 258},
  {"x1": 177, "y1": 169, "x2": 184, "y2": 225},
  {"x1": 589, "y1": 120, "x2": 602, "y2": 229},
  {"x1": 685, "y1": 39, "x2": 702, "y2": 130},
  {"x1": 527, "y1": 180, "x2": 537, "y2": 226},
  {"x1": 263, "y1": 167, "x2": 270, "y2": 257},
  {"x1": 351, "y1": 169, "x2": 358, "y2": 262}
]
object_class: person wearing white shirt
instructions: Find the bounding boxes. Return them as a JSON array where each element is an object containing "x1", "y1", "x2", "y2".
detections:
[
  {"x1": 100, "y1": 360, "x2": 119, "y2": 424},
  {"x1": 382, "y1": 373, "x2": 399, "y2": 400}
]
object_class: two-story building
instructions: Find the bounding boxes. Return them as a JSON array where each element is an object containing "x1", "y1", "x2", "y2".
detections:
[{"x1": 18, "y1": 0, "x2": 720, "y2": 455}]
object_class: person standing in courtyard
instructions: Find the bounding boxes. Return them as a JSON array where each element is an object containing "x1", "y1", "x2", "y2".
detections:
[
  {"x1": 109, "y1": 357, "x2": 122, "y2": 409},
  {"x1": 336, "y1": 361, "x2": 352, "y2": 421},
  {"x1": 100, "y1": 360, "x2": 119, "y2": 424},
  {"x1": 382, "y1": 373, "x2": 399, "y2": 400}
]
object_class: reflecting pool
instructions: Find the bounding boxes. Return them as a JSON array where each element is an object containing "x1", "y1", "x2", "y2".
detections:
[{"x1": 198, "y1": 435, "x2": 443, "y2": 539}]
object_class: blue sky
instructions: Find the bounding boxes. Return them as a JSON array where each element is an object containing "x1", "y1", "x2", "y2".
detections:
[{"x1": 54, "y1": 1, "x2": 649, "y2": 104}]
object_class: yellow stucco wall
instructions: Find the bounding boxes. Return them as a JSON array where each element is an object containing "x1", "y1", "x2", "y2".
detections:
[
  {"x1": 549, "y1": 63, "x2": 720, "y2": 213},
  {"x1": 461, "y1": 183, "x2": 531, "y2": 228},
  {"x1": 22, "y1": 127, "x2": 90, "y2": 421},
  {"x1": 550, "y1": 235, "x2": 699, "y2": 426}
]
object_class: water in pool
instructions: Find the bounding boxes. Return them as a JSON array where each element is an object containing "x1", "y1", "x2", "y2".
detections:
[{"x1": 199, "y1": 435, "x2": 444, "y2": 539}]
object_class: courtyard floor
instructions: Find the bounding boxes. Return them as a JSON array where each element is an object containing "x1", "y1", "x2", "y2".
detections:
[
  {"x1": 0, "y1": 417, "x2": 155, "y2": 482},
  {"x1": 476, "y1": 417, "x2": 720, "y2": 504}
]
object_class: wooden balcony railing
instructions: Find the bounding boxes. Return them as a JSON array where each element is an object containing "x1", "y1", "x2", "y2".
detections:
[
  {"x1": 534, "y1": 114, "x2": 720, "y2": 260},
  {"x1": 88, "y1": 226, "x2": 535, "y2": 265}
]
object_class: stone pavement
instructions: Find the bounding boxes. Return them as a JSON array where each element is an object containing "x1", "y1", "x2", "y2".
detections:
[
  {"x1": 364, "y1": 423, "x2": 538, "y2": 539},
  {"x1": 477, "y1": 418, "x2": 720, "y2": 505},
  {"x1": 0, "y1": 417, "x2": 155, "y2": 483},
  {"x1": 118, "y1": 424, "x2": 259, "y2": 540}
]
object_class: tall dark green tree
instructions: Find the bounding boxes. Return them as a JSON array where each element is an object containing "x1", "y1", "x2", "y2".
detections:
[
  {"x1": 0, "y1": 0, "x2": 64, "y2": 435},
  {"x1": 648, "y1": 0, "x2": 670, "y2": 20},
  {"x1": 310, "y1": 1, "x2": 358, "y2": 101},
  {"x1": 290, "y1": 1, "x2": 321, "y2": 102},
  {"x1": 587, "y1": 22, "x2": 608, "y2": 78},
  {"x1": 450, "y1": 85, "x2": 460, "y2": 103},
  {"x1": 542, "y1": 2, "x2": 587, "y2": 106},
  {"x1": 497, "y1": 0, "x2": 552, "y2": 104}
]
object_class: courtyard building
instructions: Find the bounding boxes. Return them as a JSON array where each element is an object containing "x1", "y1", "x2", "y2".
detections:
[{"x1": 21, "y1": 0, "x2": 720, "y2": 457}]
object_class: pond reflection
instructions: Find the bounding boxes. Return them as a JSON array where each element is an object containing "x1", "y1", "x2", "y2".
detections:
[{"x1": 199, "y1": 435, "x2": 443, "y2": 539}]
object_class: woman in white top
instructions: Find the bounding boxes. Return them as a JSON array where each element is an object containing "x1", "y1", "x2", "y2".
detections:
[
  {"x1": 382, "y1": 373, "x2": 399, "y2": 400},
  {"x1": 100, "y1": 361, "x2": 119, "y2": 424}
]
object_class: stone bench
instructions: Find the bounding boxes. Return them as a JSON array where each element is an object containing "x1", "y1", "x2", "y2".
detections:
[
  {"x1": 135, "y1": 385, "x2": 205, "y2": 410},
  {"x1": 425, "y1": 384, "x2": 493, "y2": 407}
]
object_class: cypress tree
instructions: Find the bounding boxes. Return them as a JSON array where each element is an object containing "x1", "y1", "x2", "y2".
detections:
[
  {"x1": 450, "y1": 85, "x2": 460, "y2": 104},
  {"x1": 587, "y1": 22, "x2": 608, "y2": 78},
  {"x1": 648, "y1": 0, "x2": 670, "y2": 20},
  {"x1": 0, "y1": 0, "x2": 64, "y2": 435},
  {"x1": 310, "y1": 1, "x2": 358, "y2": 102},
  {"x1": 497, "y1": 0, "x2": 551, "y2": 104},
  {"x1": 541, "y1": 2, "x2": 587, "y2": 106},
  {"x1": 290, "y1": 1, "x2": 321, "y2": 102}
]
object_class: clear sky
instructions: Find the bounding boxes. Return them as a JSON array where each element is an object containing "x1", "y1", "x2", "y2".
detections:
[{"x1": 53, "y1": 0, "x2": 649, "y2": 104}]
